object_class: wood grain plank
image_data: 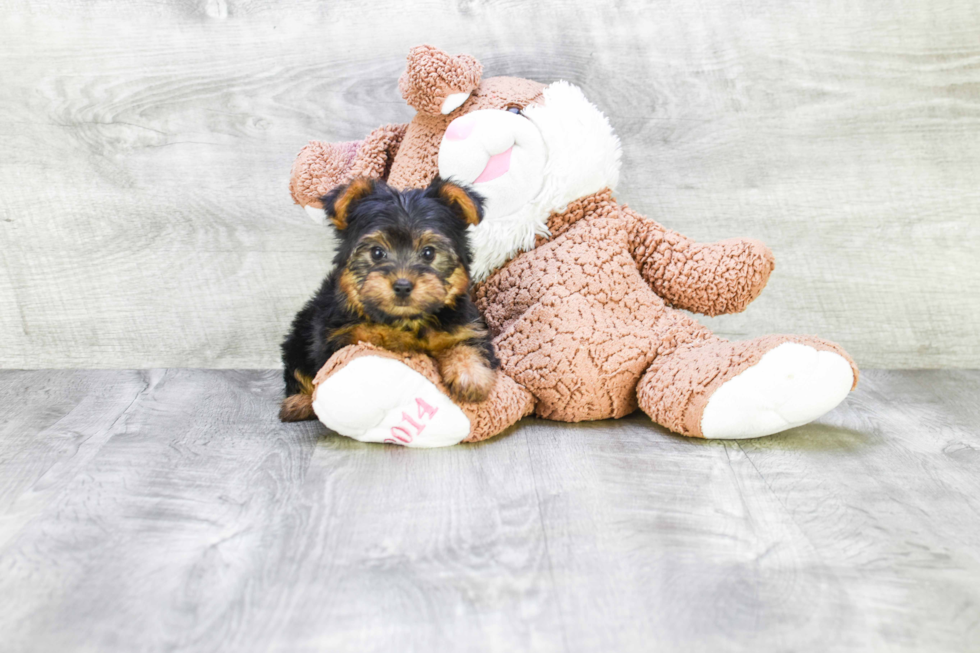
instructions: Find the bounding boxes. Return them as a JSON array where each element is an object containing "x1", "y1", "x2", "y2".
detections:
[
  {"x1": 0, "y1": 369, "x2": 562, "y2": 653},
  {"x1": 734, "y1": 370, "x2": 980, "y2": 650},
  {"x1": 1, "y1": 369, "x2": 979, "y2": 651},
  {"x1": 518, "y1": 417, "x2": 856, "y2": 651},
  {"x1": 520, "y1": 370, "x2": 980, "y2": 652},
  {"x1": 0, "y1": 370, "x2": 149, "y2": 545},
  {"x1": 0, "y1": 1, "x2": 978, "y2": 368}
]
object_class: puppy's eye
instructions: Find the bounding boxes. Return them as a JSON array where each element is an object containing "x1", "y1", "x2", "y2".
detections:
[
  {"x1": 506, "y1": 106, "x2": 522, "y2": 115},
  {"x1": 420, "y1": 246, "x2": 436, "y2": 262},
  {"x1": 370, "y1": 246, "x2": 387, "y2": 261}
]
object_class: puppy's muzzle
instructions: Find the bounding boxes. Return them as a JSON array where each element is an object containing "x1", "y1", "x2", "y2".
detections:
[{"x1": 392, "y1": 278, "x2": 414, "y2": 303}]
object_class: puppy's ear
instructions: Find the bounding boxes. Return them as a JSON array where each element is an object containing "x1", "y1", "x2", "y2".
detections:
[
  {"x1": 428, "y1": 177, "x2": 484, "y2": 226},
  {"x1": 321, "y1": 177, "x2": 375, "y2": 230}
]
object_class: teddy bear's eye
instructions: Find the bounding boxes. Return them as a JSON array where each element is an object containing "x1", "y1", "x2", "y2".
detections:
[{"x1": 370, "y1": 246, "x2": 387, "y2": 261}]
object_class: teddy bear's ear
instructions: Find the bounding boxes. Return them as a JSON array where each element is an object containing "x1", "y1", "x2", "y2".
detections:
[
  {"x1": 398, "y1": 45, "x2": 482, "y2": 116},
  {"x1": 290, "y1": 124, "x2": 408, "y2": 225},
  {"x1": 427, "y1": 177, "x2": 484, "y2": 227},
  {"x1": 321, "y1": 178, "x2": 375, "y2": 231}
]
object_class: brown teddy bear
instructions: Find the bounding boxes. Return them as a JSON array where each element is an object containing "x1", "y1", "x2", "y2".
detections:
[{"x1": 288, "y1": 45, "x2": 858, "y2": 447}]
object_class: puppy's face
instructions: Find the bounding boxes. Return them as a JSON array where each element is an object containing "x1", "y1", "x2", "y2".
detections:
[
  {"x1": 342, "y1": 227, "x2": 468, "y2": 319},
  {"x1": 322, "y1": 178, "x2": 484, "y2": 322}
]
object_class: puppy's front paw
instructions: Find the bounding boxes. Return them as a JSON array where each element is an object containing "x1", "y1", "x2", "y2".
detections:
[
  {"x1": 448, "y1": 366, "x2": 496, "y2": 403},
  {"x1": 438, "y1": 346, "x2": 497, "y2": 403}
]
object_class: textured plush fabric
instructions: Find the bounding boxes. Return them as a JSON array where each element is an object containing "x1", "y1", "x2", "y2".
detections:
[
  {"x1": 289, "y1": 139, "x2": 360, "y2": 208},
  {"x1": 473, "y1": 189, "x2": 807, "y2": 422},
  {"x1": 312, "y1": 343, "x2": 535, "y2": 443},
  {"x1": 398, "y1": 44, "x2": 483, "y2": 116},
  {"x1": 622, "y1": 205, "x2": 776, "y2": 317},
  {"x1": 289, "y1": 124, "x2": 407, "y2": 208},
  {"x1": 290, "y1": 45, "x2": 859, "y2": 442},
  {"x1": 637, "y1": 335, "x2": 858, "y2": 437},
  {"x1": 451, "y1": 81, "x2": 623, "y2": 281},
  {"x1": 387, "y1": 77, "x2": 545, "y2": 191},
  {"x1": 290, "y1": 77, "x2": 544, "y2": 197}
]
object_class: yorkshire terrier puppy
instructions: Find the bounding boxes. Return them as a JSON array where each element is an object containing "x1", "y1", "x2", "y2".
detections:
[{"x1": 279, "y1": 177, "x2": 499, "y2": 422}]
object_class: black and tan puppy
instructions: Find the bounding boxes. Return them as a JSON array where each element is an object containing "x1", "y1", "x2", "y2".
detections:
[{"x1": 279, "y1": 177, "x2": 498, "y2": 422}]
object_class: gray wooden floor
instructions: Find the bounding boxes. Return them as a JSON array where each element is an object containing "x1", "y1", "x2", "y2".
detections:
[{"x1": 1, "y1": 370, "x2": 978, "y2": 652}]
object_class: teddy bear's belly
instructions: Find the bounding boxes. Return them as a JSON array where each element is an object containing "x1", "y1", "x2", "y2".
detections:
[
  {"x1": 490, "y1": 282, "x2": 679, "y2": 422},
  {"x1": 477, "y1": 224, "x2": 714, "y2": 422}
]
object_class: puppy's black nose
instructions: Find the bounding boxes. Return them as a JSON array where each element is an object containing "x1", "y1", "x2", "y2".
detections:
[{"x1": 392, "y1": 279, "x2": 414, "y2": 297}]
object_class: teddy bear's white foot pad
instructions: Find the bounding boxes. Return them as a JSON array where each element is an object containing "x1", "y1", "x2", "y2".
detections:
[
  {"x1": 700, "y1": 343, "x2": 853, "y2": 439},
  {"x1": 312, "y1": 356, "x2": 470, "y2": 447}
]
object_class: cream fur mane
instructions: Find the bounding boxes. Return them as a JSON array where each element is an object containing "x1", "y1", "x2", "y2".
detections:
[{"x1": 467, "y1": 81, "x2": 623, "y2": 281}]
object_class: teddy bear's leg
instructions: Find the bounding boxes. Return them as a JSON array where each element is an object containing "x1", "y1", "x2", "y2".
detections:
[
  {"x1": 310, "y1": 344, "x2": 534, "y2": 447},
  {"x1": 637, "y1": 335, "x2": 858, "y2": 439}
]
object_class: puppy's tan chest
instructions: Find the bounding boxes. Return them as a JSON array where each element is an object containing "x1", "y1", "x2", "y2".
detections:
[{"x1": 334, "y1": 323, "x2": 479, "y2": 354}]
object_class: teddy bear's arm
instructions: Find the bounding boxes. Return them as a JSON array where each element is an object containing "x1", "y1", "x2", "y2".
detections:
[
  {"x1": 623, "y1": 206, "x2": 776, "y2": 316},
  {"x1": 289, "y1": 123, "x2": 408, "y2": 208}
]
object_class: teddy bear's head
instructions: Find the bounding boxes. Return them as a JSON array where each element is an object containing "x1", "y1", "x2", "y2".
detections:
[{"x1": 299, "y1": 45, "x2": 622, "y2": 280}]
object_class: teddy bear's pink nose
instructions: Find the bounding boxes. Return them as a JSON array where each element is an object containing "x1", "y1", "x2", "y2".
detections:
[{"x1": 444, "y1": 116, "x2": 476, "y2": 141}]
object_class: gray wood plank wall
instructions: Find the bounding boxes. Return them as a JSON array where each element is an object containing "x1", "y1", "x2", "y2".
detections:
[{"x1": 1, "y1": 0, "x2": 978, "y2": 369}]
